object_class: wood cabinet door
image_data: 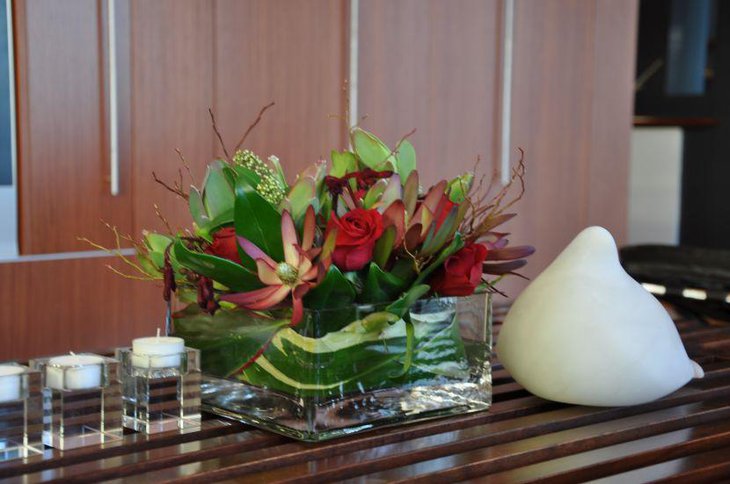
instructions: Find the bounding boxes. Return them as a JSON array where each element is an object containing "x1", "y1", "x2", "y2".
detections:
[
  {"x1": 358, "y1": 0, "x2": 503, "y2": 187},
  {"x1": 213, "y1": 0, "x2": 348, "y2": 179},
  {"x1": 15, "y1": 0, "x2": 133, "y2": 254},
  {"x1": 128, "y1": 0, "x2": 214, "y2": 236}
]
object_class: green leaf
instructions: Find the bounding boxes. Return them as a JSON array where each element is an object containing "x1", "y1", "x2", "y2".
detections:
[
  {"x1": 362, "y1": 179, "x2": 386, "y2": 209},
  {"x1": 172, "y1": 239, "x2": 262, "y2": 292},
  {"x1": 188, "y1": 187, "x2": 208, "y2": 228},
  {"x1": 386, "y1": 284, "x2": 430, "y2": 318},
  {"x1": 144, "y1": 232, "x2": 174, "y2": 253},
  {"x1": 414, "y1": 233, "x2": 465, "y2": 286},
  {"x1": 231, "y1": 164, "x2": 261, "y2": 189},
  {"x1": 234, "y1": 177, "x2": 284, "y2": 263},
  {"x1": 203, "y1": 164, "x2": 235, "y2": 220},
  {"x1": 447, "y1": 173, "x2": 474, "y2": 203},
  {"x1": 420, "y1": 206, "x2": 459, "y2": 256},
  {"x1": 395, "y1": 139, "x2": 416, "y2": 180},
  {"x1": 303, "y1": 266, "x2": 357, "y2": 310},
  {"x1": 351, "y1": 127, "x2": 395, "y2": 170},
  {"x1": 285, "y1": 179, "x2": 319, "y2": 225},
  {"x1": 172, "y1": 304, "x2": 289, "y2": 377},
  {"x1": 373, "y1": 225, "x2": 396, "y2": 269},
  {"x1": 331, "y1": 150, "x2": 358, "y2": 177},
  {"x1": 389, "y1": 314, "x2": 415, "y2": 379},
  {"x1": 361, "y1": 262, "x2": 408, "y2": 304}
]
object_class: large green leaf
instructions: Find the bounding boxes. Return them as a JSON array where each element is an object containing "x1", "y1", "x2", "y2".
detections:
[
  {"x1": 386, "y1": 284, "x2": 430, "y2": 318},
  {"x1": 331, "y1": 150, "x2": 358, "y2": 177},
  {"x1": 172, "y1": 240, "x2": 262, "y2": 291},
  {"x1": 172, "y1": 304, "x2": 289, "y2": 377},
  {"x1": 351, "y1": 127, "x2": 395, "y2": 170},
  {"x1": 240, "y1": 305, "x2": 467, "y2": 398},
  {"x1": 361, "y1": 262, "x2": 408, "y2": 304},
  {"x1": 188, "y1": 187, "x2": 209, "y2": 228},
  {"x1": 203, "y1": 163, "x2": 235, "y2": 220},
  {"x1": 231, "y1": 164, "x2": 260, "y2": 189},
  {"x1": 234, "y1": 177, "x2": 284, "y2": 263},
  {"x1": 303, "y1": 266, "x2": 356, "y2": 310},
  {"x1": 373, "y1": 225, "x2": 396, "y2": 269},
  {"x1": 447, "y1": 172, "x2": 474, "y2": 203},
  {"x1": 395, "y1": 139, "x2": 416, "y2": 180}
]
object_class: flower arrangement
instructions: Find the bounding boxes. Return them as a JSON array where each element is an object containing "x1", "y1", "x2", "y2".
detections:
[{"x1": 90, "y1": 105, "x2": 533, "y2": 438}]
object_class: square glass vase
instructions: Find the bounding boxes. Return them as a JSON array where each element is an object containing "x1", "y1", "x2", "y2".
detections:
[{"x1": 173, "y1": 292, "x2": 492, "y2": 441}]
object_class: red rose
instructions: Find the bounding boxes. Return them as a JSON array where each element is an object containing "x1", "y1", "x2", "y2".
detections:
[
  {"x1": 326, "y1": 208, "x2": 384, "y2": 271},
  {"x1": 430, "y1": 243, "x2": 488, "y2": 296},
  {"x1": 206, "y1": 227, "x2": 241, "y2": 264}
]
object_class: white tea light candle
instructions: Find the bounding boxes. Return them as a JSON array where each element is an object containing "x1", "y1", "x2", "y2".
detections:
[
  {"x1": 132, "y1": 330, "x2": 185, "y2": 368},
  {"x1": 45, "y1": 354, "x2": 104, "y2": 390},
  {"x1": 0, "y1": 365, "x2": 24, "y2": 402}
]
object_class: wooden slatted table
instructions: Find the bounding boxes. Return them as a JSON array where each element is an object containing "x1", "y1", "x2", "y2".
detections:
[{"x1": 2, "y1": 306, "x2": 730, "y2": 483}]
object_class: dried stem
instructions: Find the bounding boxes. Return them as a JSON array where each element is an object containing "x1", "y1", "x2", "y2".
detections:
[
  {"x1": 233, "y1": 101, "x2": 275, "y2": 152},
  {"x1": 375, "y1": 128, "x2": 417, "y2": 167},
  {"x1": 208, "y1": 108, "x2": 231, "y2": 160},
  {"x1": 175, "y1": 148, "x2": 195, "y2": 184},
  {"x1": 154, "y1": 204, "x2": 174, "y2": 235},
  {"x1": 152, "y1": 171, "x2": 189, "y2": 201}
]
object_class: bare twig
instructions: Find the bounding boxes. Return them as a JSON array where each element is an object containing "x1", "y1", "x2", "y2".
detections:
[
  {"x1": 208, "y1": 108, "x2": 231, "y2": 160},
  {"x1": 152, "y1": 171, "x2": 189, "y2": 200},
  {"x1": 175, "y1": 148, "x2": 195, "y2": 184},
  {"x1": 154, "y1": 204, "x2": 174, "y2": 235},
  {"x1": 233, "y1": 102, "x2": 275, "y2": 152},
  {"x1": 375, "y1": 128, "x2": 417, "y2": 167}
]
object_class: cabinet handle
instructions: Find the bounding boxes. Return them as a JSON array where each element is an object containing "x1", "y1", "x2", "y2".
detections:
[
  {"x1": 500, "y1": 0, "x2": 514, "y2": 186},
  {"x1": 107, "y1": 0, "x2": 119, "y2": 196}
]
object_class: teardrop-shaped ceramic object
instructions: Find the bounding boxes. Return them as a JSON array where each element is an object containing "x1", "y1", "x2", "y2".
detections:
[{"x1": 497, "y1": 226, "x2": 703, "y2": 406}]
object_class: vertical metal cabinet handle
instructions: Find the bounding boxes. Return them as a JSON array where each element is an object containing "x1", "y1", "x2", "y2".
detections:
[
  {"x1": 500, "y1": 0, "x2": 514, "y2": 186},
  {"x1": 107, "y1": 0, "x2": 119, "y2": 196}
]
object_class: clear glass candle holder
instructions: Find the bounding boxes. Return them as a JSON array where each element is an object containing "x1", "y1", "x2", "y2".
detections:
[
  {"x1": 29, "y1": 354, "x2": 122, "y2": 450},
  {"x1": 0, "y1": 363, "x2": 43, "y2": 461},
  {"x1": 115, "y1": 347, "x2": 201, "y2": 434}
]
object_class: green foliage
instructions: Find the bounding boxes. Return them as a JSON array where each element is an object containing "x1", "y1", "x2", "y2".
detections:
[
  {"x1": 373, "y1": 225, "x2": 396, "y2": 269},
  {"x1": 303, "y1": 266, "x2": 357, "y2": 310},
  {"x1": 386, "y1": 284, "x2": 430, "y2": 318},
  {"x1": 331, "y1": 150, "x2": 358, "y2": 177},
  {"x1": 395, "y1": 139, "x2": 416, "y2": 181},
  {"x1": 172, "y1": 240, "x2": 262, "y2": 291},
  {"x1": 232, "y1": 149, "x2": 287, "y2": 205},
  {"x1": 234, "y1": 177, "x2": 284, "y2": 265},
  {"x1": 447, "y1": 172, "x2": 474, "y2": 203},
  {"x1": 172, "y1": 304, "x2": 290, "y2": 377},
  {"x1": 361, "y1": 263, "x2": 409, "y2": 304},
  {"x1": 203, "y1": 161, "x2": 236, "y2": 220},
  {"x1": 414, "y1": 233, "x2": 465, "y2": 286},
  {"x1": 351, "y1": 127, "x2": 395, "y2": 170}
]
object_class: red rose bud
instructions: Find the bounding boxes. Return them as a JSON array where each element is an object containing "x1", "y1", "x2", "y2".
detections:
[
  {"x1": 206, "y1": 227, "x2": 242, "y2": 264},
  {"x1": 325, "y1": 208, "x2": 384, "y2": 271},
  {"x1": 430, "y1": 243, "x2": 488, "y2": 296}
]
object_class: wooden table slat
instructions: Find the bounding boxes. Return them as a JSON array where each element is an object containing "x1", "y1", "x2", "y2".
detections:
[{"x1": 1, "y1": 309, "x2": 729, "y2": 483}]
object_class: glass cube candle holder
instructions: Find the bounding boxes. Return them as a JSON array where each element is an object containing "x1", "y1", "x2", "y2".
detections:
[
  {"x1": 0, "y1": 363, "x2": 43, "y2": 461},
  {"x1": 115, "y1": 346, "x2": 201, "y2": 433},
  {"x1": 29, "y1": 354, "x2": 122, "y2": 450}
]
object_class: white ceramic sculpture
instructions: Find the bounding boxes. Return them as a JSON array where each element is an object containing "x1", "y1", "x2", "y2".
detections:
[{"x1": 497, "y1": 226, "x2": 703, "y2": 407}]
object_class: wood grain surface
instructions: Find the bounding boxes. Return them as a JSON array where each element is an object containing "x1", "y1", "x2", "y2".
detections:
[
  {"x1": 0, "y1": 255, "x2": 162, "y2": 361},
  {"x1": 357, "y1": 0, "x2": 502, "y2": 187},
  {"x1": 15, "y1": 0, "x2": 134, "y2": 254},
  {"x1": 1, "y1": 307, "x2": 729, "y2": 483}
]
